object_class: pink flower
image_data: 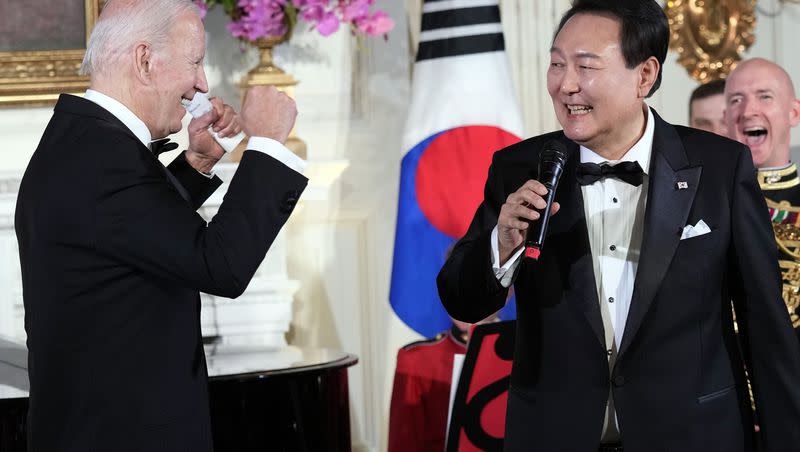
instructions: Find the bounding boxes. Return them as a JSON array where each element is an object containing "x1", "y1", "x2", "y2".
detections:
[
  {"x1": 315, "y1": 11, "x2": 340, "y2": 36},
  {"x1": 356, "y1": 10, "x2": 394, "y2": 36},
  {"x1": 207, "y1": 0, "x2": 394, "y2": 40},
  {"x1": 340, "y1": 0, "x2": 373, "y2": 22},
  {"x1": 194, "y1": 0, "x2": 208, "y2": 20},
  {"x1": 227, "y1": 0, "x2": 288, "y2": 40},
  {"x1": 298, "y1": 3, "x2": 326, "y2": 22}
]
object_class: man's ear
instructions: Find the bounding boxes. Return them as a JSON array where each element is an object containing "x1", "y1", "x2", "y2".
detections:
[
  {"x1": 638, "y1": 56, "x2": 659, "y2": 98},
  {"x1": 133, "y1": 42, "x2": 154, "y2": 84},
  {"x1": 789, "y1": 98, "x2": 800, "y2": 128}
]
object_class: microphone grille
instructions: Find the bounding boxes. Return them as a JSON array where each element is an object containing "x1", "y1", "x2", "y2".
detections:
[{"x1": 541, "y1": 140, "x2": 567, "y2": 165}]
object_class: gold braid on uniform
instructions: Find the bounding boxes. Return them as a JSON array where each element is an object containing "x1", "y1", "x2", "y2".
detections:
[
  {"x1": 764, "y1": 197, "x2": 800, "y2": 329},
  {"x1": 758, "y1": 163, "x2": 800, "y2": 190}
]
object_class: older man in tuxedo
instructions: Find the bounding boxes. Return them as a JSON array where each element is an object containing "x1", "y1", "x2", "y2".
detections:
[
  {"x1": 437, "y1": 0, "x2": 800, "y2": 451},
  {"x1": 15, "y1": 0, "x2": 306, "y2": 450}
]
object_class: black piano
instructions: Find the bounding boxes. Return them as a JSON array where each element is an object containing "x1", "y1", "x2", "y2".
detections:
[{"x1": 0, "y1": 338, "x2": 357, "y2": 451}]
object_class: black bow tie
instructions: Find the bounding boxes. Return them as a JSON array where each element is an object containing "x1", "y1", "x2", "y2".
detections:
[
  {"x1": 150, "y1": 138, "x2": 179, "y2": 156},
  {"x1": 576, "y1": 161, "x2": 644, "y2": 187}
]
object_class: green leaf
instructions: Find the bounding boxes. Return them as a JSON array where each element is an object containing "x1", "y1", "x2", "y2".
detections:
[
  {"x1": 284, "y1": 3, "x2": 298, "y2": 34},
  {"x1": 221, "y1": 0, "x2": 238, "y2": 16}
]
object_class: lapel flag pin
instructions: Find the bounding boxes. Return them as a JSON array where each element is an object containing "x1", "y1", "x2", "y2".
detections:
[{"x1": 676, "y1": 181, "x2": 689, "y2": 190}]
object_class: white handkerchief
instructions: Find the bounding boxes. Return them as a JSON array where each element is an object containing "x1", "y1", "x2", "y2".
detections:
[{"x1": 680, "y1": 219, "x2": 711, "y2": 240}]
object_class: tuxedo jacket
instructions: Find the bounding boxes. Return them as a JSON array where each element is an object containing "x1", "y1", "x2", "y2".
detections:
[
  {"x1": 437, "y1": 110, "x2": 800, "y2": 452},
  {"x1": 15, "y1": 94, "x2": 307, "y2": 452}
]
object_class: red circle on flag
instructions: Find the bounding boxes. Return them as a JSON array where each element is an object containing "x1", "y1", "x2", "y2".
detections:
[{"x1": 416, "y1": 126, "x2": 520, "y2": 239}]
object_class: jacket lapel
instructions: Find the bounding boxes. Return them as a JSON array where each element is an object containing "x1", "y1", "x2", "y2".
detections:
[
  {"x1": 548, "y1": 140, "x2": 606, "y2": 350},
  {"x1": 618, "y1": 111, "x2": 702, "y2": 359}
]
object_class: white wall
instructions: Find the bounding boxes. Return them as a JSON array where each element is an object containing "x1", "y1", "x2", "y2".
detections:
[{"x1": 3, "y1": 1, "x2": 800, "y2": 451}]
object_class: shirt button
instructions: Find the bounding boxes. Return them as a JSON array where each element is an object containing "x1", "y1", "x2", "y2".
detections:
[
  {"x1": 612, "y1": 197, "x2": 618, "y2": 203},
  {"x1": 609, "y1": 245, "x2": 616, "y2": 251},
  {"x1": 608, "y1": 297, "x2": 615, "y2": 303}
]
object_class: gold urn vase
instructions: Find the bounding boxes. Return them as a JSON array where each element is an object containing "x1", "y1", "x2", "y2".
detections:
[{"x1": 236, "y1": 34, "x2": 307, "y2": 160}]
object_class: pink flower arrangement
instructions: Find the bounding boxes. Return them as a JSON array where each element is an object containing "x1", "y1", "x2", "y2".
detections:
[{"x1": 195, "y1": 0, "x2": 394, "y2": 41}]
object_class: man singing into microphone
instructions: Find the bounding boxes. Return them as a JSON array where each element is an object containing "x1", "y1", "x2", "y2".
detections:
[{"x1": 437, "y1": 1, "x2": 800, "y2": 451}]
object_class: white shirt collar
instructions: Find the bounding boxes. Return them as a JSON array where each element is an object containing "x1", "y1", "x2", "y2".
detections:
[
  {"x1": 83, "y1": 89, "x2": 152, "y2": 148},
  {"x1": 579, "y1": 105, "x2": 655, "y2": 174}
]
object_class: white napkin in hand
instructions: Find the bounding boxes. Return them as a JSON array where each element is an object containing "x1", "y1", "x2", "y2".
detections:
[
  {"x1": 181, "y1": 93, "x2": 245, "y2": 153},
  {"x1": 680, "y1": 219, "x2": 711, "y2": 240},
  {"x1": 182, "y1": 93, "x2": 214, "y2": 117}
]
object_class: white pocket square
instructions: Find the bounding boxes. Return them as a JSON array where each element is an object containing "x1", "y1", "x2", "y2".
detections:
[{"x1": 680, "y1": 219, "x2": 711, "y2": 240}]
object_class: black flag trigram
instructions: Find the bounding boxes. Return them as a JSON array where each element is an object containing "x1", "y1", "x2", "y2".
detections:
[{"x1": 417, "y1": 0, "x2": 506, "y2": 61}]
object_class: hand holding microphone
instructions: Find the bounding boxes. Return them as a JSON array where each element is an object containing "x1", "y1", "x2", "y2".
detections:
[{"x1": 496, "y1": 141, "x2": 567, "y2": 264}]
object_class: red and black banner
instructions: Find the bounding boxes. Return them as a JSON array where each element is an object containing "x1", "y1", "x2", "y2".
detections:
[{"x1": 447, "y1": 320, "x2": 516, "y2": 451}]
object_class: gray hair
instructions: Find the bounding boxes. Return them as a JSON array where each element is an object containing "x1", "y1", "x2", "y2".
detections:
[{"x1": 81, "y1": 0, "x2": 200, "y2": 77}]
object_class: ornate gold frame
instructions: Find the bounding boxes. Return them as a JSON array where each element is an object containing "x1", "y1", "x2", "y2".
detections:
[
  {"x1": 0, "y1": 0, "x2": 101, "y2": 107},
  {"x1": 664, "y1": 0, "x2": 756, "y2": 82}
]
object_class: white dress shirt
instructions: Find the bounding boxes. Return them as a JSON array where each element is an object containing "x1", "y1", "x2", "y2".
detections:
[
  {"x1": 83, "y1": 89, "x2": 306, "y2": 175},
  {"x1": 491, "y1": 106, "x2": 655, "y2": 442}
]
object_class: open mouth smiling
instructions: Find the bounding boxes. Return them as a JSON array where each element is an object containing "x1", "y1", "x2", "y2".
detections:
[
  {"x1": 742, "y1": 126, "x2": 767, "y2": 147},
  {"x1": 567, "y1": 104, "x2": 593, "y2": 115}
]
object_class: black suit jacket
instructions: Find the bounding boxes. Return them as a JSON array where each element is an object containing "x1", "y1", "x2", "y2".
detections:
[
  {"x1": 437, "y1": 110, "x2": 800, "y2": 451},
  {"x1": 15, "y1": 94, "x2": 307, "y2": 452}
]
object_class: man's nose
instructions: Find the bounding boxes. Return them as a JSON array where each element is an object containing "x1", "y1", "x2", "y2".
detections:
[
  {"x1": 740, "y1": 98, "x2": 759, "y2": 119},
  {"x1": 196, "y1": 67, "x2": 209, "y2": 94},
  {"x1": 560, "y1": 67, "x2": 579, "y2": 94}
]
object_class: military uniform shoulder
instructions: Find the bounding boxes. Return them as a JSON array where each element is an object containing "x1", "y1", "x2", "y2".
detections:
[
  {"x1": 760, "y1": 164, "x2": 800, "y2": 198},
  {"x1": 400, "y1": 333, "x2": 448, "y2": 351}
]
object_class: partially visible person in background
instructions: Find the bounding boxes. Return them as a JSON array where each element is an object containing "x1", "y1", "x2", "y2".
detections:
[
  {"x1": 725, "y1": 57, "x2": 800, "y2": 190},
  {"x1": 387, "y1": 318, "x2": 468, "y2": 452},
  {"x1": 388, "y1": 312, "x2": 500, "y2": 451},
  {"x1": 689, "y1": 78, "x2": 727, "y2": 136},
  {"x1": 725, "y1": 57, "x2": 800, "y2": 344}
]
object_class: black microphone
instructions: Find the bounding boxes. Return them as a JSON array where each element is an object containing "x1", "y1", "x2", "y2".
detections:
[{"x1": 524, "y1": 141, "x2": 567, "y2": 260}]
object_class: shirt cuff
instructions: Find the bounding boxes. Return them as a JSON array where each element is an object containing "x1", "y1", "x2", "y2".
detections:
[
  {"x1": 197, "y1": 169, "x2": 214, "y2": 179},
  {"x1": 247, "y1": 137, "x2": 307, "y2": 175},
  {"x1": 491, "y1": 226, "x2": 524, "y2": 288}
]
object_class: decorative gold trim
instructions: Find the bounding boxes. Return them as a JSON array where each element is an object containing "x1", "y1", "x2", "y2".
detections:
[
  {"x1": 758, "y1": 164, "x2": 800, "y2": 190},
  {"x1": 765, "y1": 197, "x2": 800, "y2": 270},
  {"x1": 761, "y1": 164, "x2": 798, "y2": 179},
  {"x1": 766, "y1": 197, "x2": 800, "y2": 211},
  {"x1": 760, "y1": 178, "x2": 800, "y2": 191},
  {"x1": 756, "y1": 173, "x2": 800, "y2": 191},
  {"x1": 664, "y1": 0, "x2": 756, "y2": 82},
  {"x1": 779, "y1": 260, "x2": 800, "y2": 328},
  {"x1": 0, "y1": 0, "x2": 101, "y2": 107}
]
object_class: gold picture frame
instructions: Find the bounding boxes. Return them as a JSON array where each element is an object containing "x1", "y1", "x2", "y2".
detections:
[{"x1": 0, "y1": 0, "x2": 102, "y2": 107}]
